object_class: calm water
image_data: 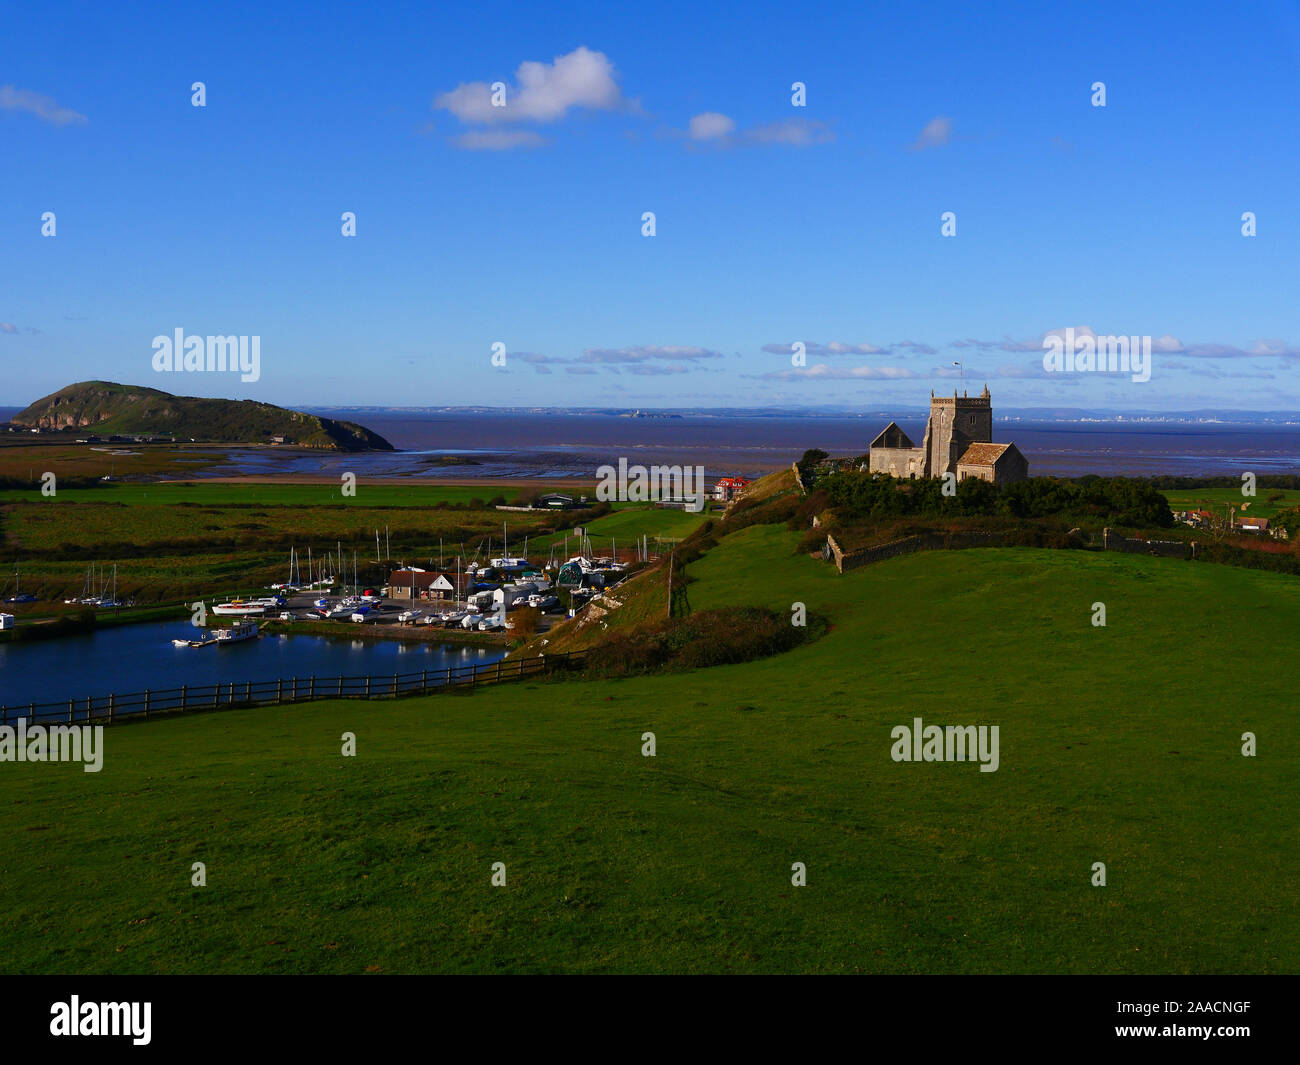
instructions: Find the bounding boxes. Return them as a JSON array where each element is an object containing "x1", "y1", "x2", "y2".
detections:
[
  {"x1": 0, "y1": 621, "x2": 503, "y2": 709},
  {"x1": 6, "y1": 405, "x2": 1298, "y2": 480},
  {"x1": 190, "y1": 411, "x2": 1300, "y2": 480}
]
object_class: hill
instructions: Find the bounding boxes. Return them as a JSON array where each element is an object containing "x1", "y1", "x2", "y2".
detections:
[
  {"x1": 12, "y1": 381, "x2": 394, "y2": 451},
  {"x1": 0, "y1": 513, "x2": 1294, "y2": 973}
]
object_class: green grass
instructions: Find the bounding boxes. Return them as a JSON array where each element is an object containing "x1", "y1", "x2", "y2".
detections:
[
  {"x1": 1164, "y1": 486, "x2": 1300, "y2": 519},
  {"x1": 0, "y1": 528, "x2": 1294, "y2": 973},
  {"x1": 529, "y1": 505, "x2": 707, "y2": 555},
  {"x1": 0, "y1": 482, "x2": 526, "y2": 506}
]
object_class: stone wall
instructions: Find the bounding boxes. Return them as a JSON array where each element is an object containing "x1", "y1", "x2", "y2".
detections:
[
  {"x1": 1102, "y1": 527, "x2": 1196, "y2": 559},
  {"x1": 827, "y1": 530, "x2": 1010, "y2": 572}
]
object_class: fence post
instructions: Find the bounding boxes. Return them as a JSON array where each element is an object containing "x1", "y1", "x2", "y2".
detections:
[
  {"x1": 69, "y1": 698, "x2": 74, "y2": 724},
  {"x1": 338, "y1": 675, "x2": 343, "y2": 698},
  {"x1": 181, "y1": 686, "x2": 186, "y2": 712},
  {"x1": 310, "y1": 676, "x2": 316, "y2": 700},
  {"x1": 393, "y1": 673, "x2": 399, "y2": 696},
  {"x1": 445, "y1": 666, "x2": 452, "y2": 690},
  {"x1": 277, "y1": 678, "x2": 283, "y2": 703},
  {"x1": 366, "y1": 675, "x2": 372, "y2": 698},
  {"x1": 292, "y1": 676, "x2": 298, "y2": 702},
  {"x1": 422, "y1": 669, "x2": 428, "y2": 692},
  {"x1": 246, "y1": 681, "x2": 252, "y2": 703},
  {"x1": 109, "y1": 693, "x2": 115, "y2": 725},
  {"x1": 144, "y1": 689, "x2": 150, "y2": 717},
  {"x1": 497, "y1": 661, "x2": 503, "y2": 683}
]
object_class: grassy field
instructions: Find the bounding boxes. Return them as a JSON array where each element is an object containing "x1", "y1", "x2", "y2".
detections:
[
  {"x1": 0, "y1": 482, "x2": 538, "y2": 506},
  {"x1": 0, "y1": 469, "x2": 709, "y2": 605},
  {"x1": 1164, "y1": 486, "x2": 1300, "y2": 518},
  {"x1": 0, "y1": 516, "x2": 1294, "y2": 973},
  {"x1": 528, "y1": 506, "x2": 706, "y2": 557}
]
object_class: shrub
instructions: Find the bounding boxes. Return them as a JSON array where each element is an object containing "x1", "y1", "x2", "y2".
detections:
[{"x1": 588, "y1": 606, "x2": 825, "y2": 678}]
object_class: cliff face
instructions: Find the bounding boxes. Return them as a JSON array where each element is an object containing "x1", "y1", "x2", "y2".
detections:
[{"x1": 13, "y1": 381, "x2": 395, "y2": 451}]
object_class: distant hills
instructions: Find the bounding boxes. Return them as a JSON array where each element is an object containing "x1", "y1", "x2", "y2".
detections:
[{"x1": 13, "y1": 381, "x2": 394, "y2": 451}]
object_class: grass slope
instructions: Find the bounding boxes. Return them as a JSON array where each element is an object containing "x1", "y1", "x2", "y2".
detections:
[{"x1": 0, "y1": 532, "x2": 1294, "y2": 973}]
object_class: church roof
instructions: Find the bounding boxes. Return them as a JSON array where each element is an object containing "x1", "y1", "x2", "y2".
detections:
[
  {"x1": 869, "y1": 421, "x2": 915, "y2": 449},
  {"x1": 958, "y1": 442, "x2": 1017, "y2": 467}
]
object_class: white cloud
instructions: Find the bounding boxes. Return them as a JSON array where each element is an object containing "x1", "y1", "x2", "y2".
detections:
[
  {"x1": 434, "y1": 47, "x2": 625, "y2": 126},
  {"x1": 909, "y1": 115, "x2": 952, "y2": 151},
  {"x1": 0, "y1": 85, "x2": 87, "y2": 126},
  {"x1": 681, "y1": 116, "x2": 833, "y2": 148},
  {"x1": 744, "y1": 118, "x2": 834, "y2": 146},
  {"x1": 761, "y1": 341, "x2": 888, "y2": 356},
  {"x1": 688, "y1": 111, "x2": 736, "y2": 141},
  {"x1": 580, "y1": 345, "x2": 722, "y2": 364}
]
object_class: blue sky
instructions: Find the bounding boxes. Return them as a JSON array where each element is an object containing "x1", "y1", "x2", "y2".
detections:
[{"x1": 3, "y1": 0, "x2": 1300, "y2": 412}]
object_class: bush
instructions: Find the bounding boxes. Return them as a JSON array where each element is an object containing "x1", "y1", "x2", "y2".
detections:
[{"x1": 588, "y1": 606, "x2": 825, "y2": 677}]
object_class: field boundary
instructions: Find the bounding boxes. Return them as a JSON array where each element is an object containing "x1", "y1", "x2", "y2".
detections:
[
  {"x1": 826, "y1": 530, "x2": 1012, "y2": 572},
  {"x1": 0, "y1": 649, "x2": 588, "y2": 727}
]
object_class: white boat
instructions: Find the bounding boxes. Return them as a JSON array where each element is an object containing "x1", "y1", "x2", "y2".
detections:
[
  {"x1": 212, "y1": 601, "x2": 267, "y2": 617},
  {"x1": 350, "y1": 612, "x2": 370, "y2": 624},
  {"x1": 215, "y1": 619, "x2": 259, "y2": 643},
  {"x1": 398, "y1": 609, "x2": 422, "y2": 623}
]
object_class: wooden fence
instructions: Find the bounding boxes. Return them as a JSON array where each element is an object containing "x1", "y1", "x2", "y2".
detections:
[{"x1": 0, "y1": 650, "x2": 589, "y2": 728}]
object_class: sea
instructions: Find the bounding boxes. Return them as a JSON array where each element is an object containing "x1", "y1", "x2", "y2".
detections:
[
  {"x1": 4, "y1": 407, "x2": 1299, "y2": 479},
  {"x1": 222, "y1": 412, "x2": 1300, "y2": 480}
]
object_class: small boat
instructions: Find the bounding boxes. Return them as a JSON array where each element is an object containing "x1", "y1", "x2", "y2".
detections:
[
  {"x1": 215, "y1": 619, "x2": 259, "y2": 644},
  {"x1": 171, "y1": 638, "x2": 191, "y2": 647}
]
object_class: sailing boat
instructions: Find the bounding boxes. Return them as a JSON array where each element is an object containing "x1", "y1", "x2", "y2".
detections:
[{"x1": 4, "y1": 562, "x2": 36, "y2": 604}]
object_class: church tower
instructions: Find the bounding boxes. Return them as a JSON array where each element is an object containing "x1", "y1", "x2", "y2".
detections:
[{"x1": 921, "y1": 385, "x2": 994, "y2": 477}]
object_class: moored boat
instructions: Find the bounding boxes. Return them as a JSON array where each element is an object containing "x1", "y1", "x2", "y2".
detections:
[{"x1": 214, "y1": 619, "x2": 259, "y2": 644}]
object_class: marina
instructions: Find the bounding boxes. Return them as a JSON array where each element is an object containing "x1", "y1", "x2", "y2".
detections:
[{"x1": 0, "y1": 618, "x2": 505, "y2": 709}]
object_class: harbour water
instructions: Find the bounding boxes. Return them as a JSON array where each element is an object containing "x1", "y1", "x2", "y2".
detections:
[{"x1": 0, "y1": 620, "x2": 504, "y2": 710}]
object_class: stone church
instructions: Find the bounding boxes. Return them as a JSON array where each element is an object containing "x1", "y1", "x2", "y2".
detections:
[{"x1": 867, "y1": 386, "x2": 1028, "y2": 485}]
